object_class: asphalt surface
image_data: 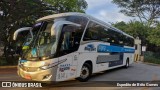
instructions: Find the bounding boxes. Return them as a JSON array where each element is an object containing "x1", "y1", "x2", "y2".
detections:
[{"x1": 0, "y1": 62, "x2": 160, "y2": 90}]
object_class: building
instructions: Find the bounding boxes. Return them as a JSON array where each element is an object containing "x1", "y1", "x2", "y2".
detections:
[{"x1": 134, "y1": 37, "x2": 142, "y2": 61}]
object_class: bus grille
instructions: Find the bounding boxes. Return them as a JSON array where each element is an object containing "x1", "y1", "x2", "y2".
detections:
[{"x1": 20, "y1": 65, "x2": 38, "y2": 72}]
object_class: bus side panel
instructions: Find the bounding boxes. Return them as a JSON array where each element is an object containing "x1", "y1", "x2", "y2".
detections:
[
  {"x1": 123, "y1": 45, "x2": 135, "y2": 65},
  {"x1": 75, "y1": 52, "x2": 97, "y2": 77},
  {"x1": 76, "y1": 42, "x2": 135, "y2": 78},
  {"x1": 76, "y1": 42, "x2": 111, "y2": 77},
  {"x1": 123, "y1": 53, "x2": 134, "y2": 65},
  {"x1": 56, "y1": 53, "x2": 77, "y2": 81}
]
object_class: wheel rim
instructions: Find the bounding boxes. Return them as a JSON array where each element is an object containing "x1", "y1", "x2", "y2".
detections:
[{"x1": 80, "y1": 66, "x2": 89, "y2": 79}]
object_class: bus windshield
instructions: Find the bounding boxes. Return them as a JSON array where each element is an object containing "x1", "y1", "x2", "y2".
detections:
[
  {"x1": 22, "y1": 16, "x2": 88, "y2": 61},
  {"x1": 23, "y1": 21, "x2": 58, "y2": 60}
]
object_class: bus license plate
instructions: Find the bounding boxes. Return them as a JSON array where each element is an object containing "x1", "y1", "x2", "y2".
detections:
[{"x1": 25, "y1": 75, "x2": 31, "y2": 79}]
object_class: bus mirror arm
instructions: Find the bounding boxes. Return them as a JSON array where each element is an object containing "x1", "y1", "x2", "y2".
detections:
[{"x1": 13, "y1": 27, "x2": 32, "y2": 40}]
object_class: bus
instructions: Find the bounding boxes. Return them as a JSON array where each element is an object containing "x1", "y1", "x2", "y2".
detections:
[{"x1": 13, "y1": 12, "x2": 135, "y2": 82}]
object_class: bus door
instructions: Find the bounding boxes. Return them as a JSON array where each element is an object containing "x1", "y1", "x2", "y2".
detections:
[{"x1": 53, "y1": 21, "x2": 81, "y2": 81}]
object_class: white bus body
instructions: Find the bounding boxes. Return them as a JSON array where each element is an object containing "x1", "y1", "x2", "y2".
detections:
[{"x1": 14, "y1": 12, "x2": 135, "y2": 82}]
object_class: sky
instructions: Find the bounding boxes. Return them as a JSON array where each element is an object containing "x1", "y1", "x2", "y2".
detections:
[{"x1": 85, "y1": 0, "x2": 137, "y2": 24}]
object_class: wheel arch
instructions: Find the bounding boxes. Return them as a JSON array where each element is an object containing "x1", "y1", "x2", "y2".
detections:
[{"x1": 83, "y1": 60, "x2": 93, "y2": 73}]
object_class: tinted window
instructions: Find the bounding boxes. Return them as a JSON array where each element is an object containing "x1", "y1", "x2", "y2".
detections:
[
  {"x1": 58, "y1": 25, "x2": 83, "y2": 56},
  {"x1": 83, "y1": 21, "x2": 134, "y2": 47},
  {"x1": 66, "y1": 16, "x2": 88, "y2": 29},
  {"x1": 99, "y1": 28, "x2": 110, "y2": 42},
  {"x1": 108, "y1": 29, "x2": 120, "y2": 45},
  {"x1": 129, "y1": 38, "x2": 134, "y2": 47},
  {"x1": 118, "y1": 33, "x2": 124, "y2": 45},
  {"x1": 123, "y1": 36, "x2": 134, "y2": 47},
  {"x1": 83, "y1": 21, "x2": 104, "y2": 41},
  {"x1": 38, "y1": 23, "x2": 53, "y2": 45}
]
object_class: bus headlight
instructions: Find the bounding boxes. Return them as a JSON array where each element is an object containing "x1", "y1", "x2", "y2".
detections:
[{"x1": 39, "y1": 65, "x2": 50, "y2": 70}]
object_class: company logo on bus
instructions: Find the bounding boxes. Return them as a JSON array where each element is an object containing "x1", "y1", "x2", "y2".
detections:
[
  {"x1": 84, "y1": 44, "x2": 96, "y2": 51},
  {"x1": 59, "y1": 64, "x2": 71, "y2": 72}
]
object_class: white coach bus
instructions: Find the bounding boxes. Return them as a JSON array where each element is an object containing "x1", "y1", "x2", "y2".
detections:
[{"x1": 13, "y1": 12, "x2": 135, "y2": 82}]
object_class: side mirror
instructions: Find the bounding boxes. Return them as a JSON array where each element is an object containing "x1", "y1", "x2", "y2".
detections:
[{"x1": 13, "y1": 27, "x2": 32, "y2": 40}]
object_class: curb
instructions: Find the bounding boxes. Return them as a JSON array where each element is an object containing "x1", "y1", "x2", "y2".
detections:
[
  {"x1": 0, "y1": 66, "x2": 17, "y2": 69},
  {"x1": 143, "y1": 62, "x2": 160, "y2": 67}
]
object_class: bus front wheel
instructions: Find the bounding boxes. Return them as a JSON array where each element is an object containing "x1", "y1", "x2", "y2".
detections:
[{"x1": 76, "y1": 63, "x2": 91, "y2": 82}]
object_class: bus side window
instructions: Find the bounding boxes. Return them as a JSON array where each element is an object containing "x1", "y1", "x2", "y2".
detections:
[
  {"x1": 123, "y1": 36, "x2": 134, "y2": 47},
  {"x1": 83, "y1": 21, "x2": 102, "y2": 41},
  {"x1": 59, "y1": 25, "x2": 83, "y2": 55},
  {"x1": 108, "y1": 29, "x2": 119, "y2": 45},
  {"x1": 118, "y1": 33, "x2": 124, "y2": 45}
]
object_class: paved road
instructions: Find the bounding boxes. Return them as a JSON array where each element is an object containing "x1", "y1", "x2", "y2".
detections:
[{"x1": 0, "y1": 62, "x2": 160, "y2": 90}]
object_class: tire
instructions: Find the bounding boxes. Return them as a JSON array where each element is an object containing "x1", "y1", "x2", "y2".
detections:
[
  {"x1": 76, "y1": 63, "x2": 91, "y2": 82},
  {"x1": 125, "y1": 59, "x2": 129, "y2": 68}
]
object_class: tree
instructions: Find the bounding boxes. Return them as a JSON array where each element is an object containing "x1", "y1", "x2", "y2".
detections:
[
  {"x1": 0, "y1": 0, "x2": 50, "y2": 63},
  {"x1": 112, "y1": 0, "x2": 160, "y2": 26},
  {"x1": 44, "y1": 0, "x2": 88, "y2": 13},
  {"x1": 0, "y1": 0, "x2": 88, "y2": 64},
  {"x1": 112, "y1": 21, "x2": 127, "y2": 31},
  {"x1": 148, "y1": 23, "x2": 160, "y2": 46},
  {"x1": 112, "y1": 21, "x2": 149, "y2": 45}
]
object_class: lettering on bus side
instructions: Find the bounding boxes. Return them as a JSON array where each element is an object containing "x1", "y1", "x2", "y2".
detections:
[
  {"x1": 84, "y1": 44, "x2": 96, "y2": 51},
  {"x1": 59, "y1": 64, "x2": 71, "y2": 72},
  {"x1": 97, "y1": 44, "x2": 135, "y2": 53}
]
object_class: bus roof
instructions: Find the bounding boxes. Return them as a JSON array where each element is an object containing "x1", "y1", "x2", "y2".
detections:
[{"x1": 37, "y1": 12, "x2": 134, "y2": 39}]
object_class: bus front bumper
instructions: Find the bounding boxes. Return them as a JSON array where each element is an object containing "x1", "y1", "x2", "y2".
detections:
[{"x1": 17, "y1": 65, "x2": 57, "y2": 82}]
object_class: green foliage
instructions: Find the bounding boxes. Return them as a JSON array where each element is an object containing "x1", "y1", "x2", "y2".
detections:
[
  {"x1": 112, "y1": 0, "x2": 160, "y2": 51},
  {"x1": 0, "y1": 0, "x2": 51, "y2": 64},
  {"x1": 113, "y1": 20, "x2": 160, "y2": 52},
  {"x1": 147, "y1": 24, "x2": 160, "y2": 46},
  {"x1": 0, "y1": 57, "x2": 7, "y2": 65},
  {"x1": 0, "y1": 0, "x2": 88, "y2": 64},
  {"x1": 126, "y1": 21, "x2": 149, "y2": 41},
  {"x1": 0, "y1": 56, "x2": 19, "y2": 66},
  {"x1": 113, "y1": 21, "x2": 149, "y2": 45},
  {"x1": 0, "y1": 0, "x2": 88, "y2": 44},
  {"x1": 0, "y1": 0, "x2": 49, "y2": 44},
  {"x1": 144, "y1": 51, "x2": 160, "y2": 64},
  {"x1": 44, "y1": 0, "x2": 87, "y2": 13},
  {"x1": 112, "y1": 21, "x2": 127, "y2": 31},
  {"x1": 112, "y1": 0, "x2": 160, "y2": 26}
]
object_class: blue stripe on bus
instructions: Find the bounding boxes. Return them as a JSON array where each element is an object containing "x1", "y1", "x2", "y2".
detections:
[{"x1": 97, "y1": 44, "x2": 135, "y2": 53}]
